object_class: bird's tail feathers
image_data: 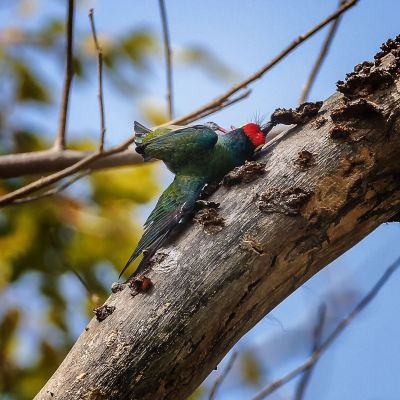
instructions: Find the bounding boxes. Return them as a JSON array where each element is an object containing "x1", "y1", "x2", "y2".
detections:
[
  {"x1": 120, "y1": 175, "x2": 206, "y2": 280},
  {"x1": 134, "y1": 121, "x2": 152, "y2": 145}
]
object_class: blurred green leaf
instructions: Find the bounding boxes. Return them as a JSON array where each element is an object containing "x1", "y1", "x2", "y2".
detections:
[
  {"x1": 37, "y1": 19, "x2": 64, "y2": 47},
  {"x1": 188, "y1": 386, "x2": 204, "y2": 400},
  {"x1": 72, "y1": 56, "x2": 84, "y2": 78},
  {"x1": 14, "y1": 61, "x2": 50, "y2": 103},
  {"x1": 241, "y1": 351, "x2": 262, "y2": 386},
  {"x1": 0, "y1": 308, "x2": 20, "y2": 353},
  {"x1": 176, "y1": 45, "x2": 240, "y2": 83},
  {"x1": 121, "y1": 30, "x2": 157, "y2": 68},
  {"x1": 139, "y1": 99, "x2": 169, "y2": 126},
  {"x1": 90, "y1": 164, "x2": 159, "y2": 204},
  {"x1": 13, "y1": 130, "x2": 47, "y2": 153}
]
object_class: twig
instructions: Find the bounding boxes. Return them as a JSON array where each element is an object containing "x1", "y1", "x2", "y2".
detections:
[
  {"x1": 294, "y1": 304, "x2": 327, "y2": 400},
  {"x1": 47, "y1": 232, "x2": 95, "y2": 299},
  {"x1": 168, "y1": 0, "x2": 358, "y2": 126},
  {"x1": 193, "y1": 89, "x2": 251, "y2": 122},
  {"x1": 13, "y1": 170, "x2": 90, "y2": 204},
  {"x1": 251, "y1": 256, "x2": 400, "y2": 400},
  {"x1": 89, "y1": 8, "x2": 106, "y2": 151},
  {"x1": 69, "y1": 265, "x2": 93, "y2": 296},
  {"x1": 299, "y1": 0, "x2": 346, "y2": 103},
  {"x1": 209, "y1": 352, "x2": 238, "y2": 400},
  {"x1": 0, "y1": 135, "x2": 137, "y2": 207},
  {"x1": 54, "y1": 0, "x2": 75, "y2": 150},
  {"x1": 158, "y1": 0, "x2": 174, "y2": 119}
]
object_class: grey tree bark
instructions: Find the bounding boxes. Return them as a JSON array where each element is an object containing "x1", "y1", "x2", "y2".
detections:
[{"x1": 35, "y1": 41, "x2": 400, "y2": 400}]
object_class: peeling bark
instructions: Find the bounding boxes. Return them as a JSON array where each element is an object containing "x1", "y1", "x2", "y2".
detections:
[{"x1": 35, "y1": 38, "x2": 400, "y2": 400}]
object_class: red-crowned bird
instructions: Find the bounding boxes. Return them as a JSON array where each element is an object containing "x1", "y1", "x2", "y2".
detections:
[{"x1": 120, "y1": 120, "x2": 275, "y2": 279}]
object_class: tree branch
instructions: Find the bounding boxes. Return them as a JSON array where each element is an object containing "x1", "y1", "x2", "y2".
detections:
[
  {"x1": 159, "y1": 0, "x2": 174, "y2": 119},
  {"x1": 168, "y1": 0, "x2": 359, "y2": 126},
  {"x1": 193, "y1": 89, "x2": 251, "y2": 122},
  {"x1": 89, "y1": 8, "x2": 106, "y2": 151},
  {"x1": 299, "y1": 0, "x2": 346, "y2": 103},
  {"x1": 252, "y1": 256, "x2": 400, "y2": 400},
  {"x1": 0, "y1": 136, "x2": 138, "y2": 207},
  {"x1": 34, "y1": 41, "x2": 400, "y2": 400},
  {"x1": 0, "y1": 149, "x2": 143, "y2": 179},
  {"x1": 208, "y1": 352, "x2": 238, "y2": 400},
  {"x1": 13, "y1": 170, "x2": 90, "y2": 205},
  {"x1": 294, "y1": 305, "x2": 326, "y2": 400},
  {"x1": 54, "y1": 0, "x2": 75, "y2": 150}
]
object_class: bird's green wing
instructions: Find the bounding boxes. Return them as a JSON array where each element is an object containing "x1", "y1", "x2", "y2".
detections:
[
  {"x1": 134, "y1": 121, "x2": 183, "y2": 145},
  {"x1": 135, "y1": 125, "x2": 218, "y2": 163},
  {"x1": 120, "y1": 174, "x2": 206, "y2": 278}
]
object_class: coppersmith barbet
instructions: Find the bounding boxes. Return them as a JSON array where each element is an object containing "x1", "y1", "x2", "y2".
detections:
[{"x1": 121, "y1": 121, "x2": 274, "y2": 278}]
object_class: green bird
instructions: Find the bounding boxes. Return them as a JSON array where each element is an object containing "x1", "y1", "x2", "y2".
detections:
[{"x1": 121, "y1": 120, "x2": 275, "y2": 279}]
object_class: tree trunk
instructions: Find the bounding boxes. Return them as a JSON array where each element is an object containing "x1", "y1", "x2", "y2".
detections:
[{"x1": 35, "y1": 42, "x2": 400, "y2": 400}]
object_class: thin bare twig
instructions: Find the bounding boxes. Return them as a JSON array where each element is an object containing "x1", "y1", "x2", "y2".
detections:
[
  {"x1": 168, "y1": 0, "x2": 358, "y2": 126},
  {"x1": 54, "y1": 0, "x2": 75, "y2": 150},
  {"x1": 0, "y1": 135, "x2": 136, "y2": 208},
  {"x1": 193, "y1": 89, "x2": 251, "y2": 122},
  {"x1": 299, "y1": 0, "x2": 346, "y2": 103},
  {"x1": 13, "y1": 170, "x2": 90, "y2": 204},
  {"x1": 158, "y1": 0, "x2": 174, "y2": 119},
  {"x1": 294, "y1": 305, "x2": 327, "y2": 400},
  {"x1": 89, "y1": 8, "x2": 106, "y2": 151},
  {"x1": 251, "y1": 256, "x2": 400, "y2": 400},
  {"x1": 209, "y1": 352, "x2": 238, "y2": 400}
]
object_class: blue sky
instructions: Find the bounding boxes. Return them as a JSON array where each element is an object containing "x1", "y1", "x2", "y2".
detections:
[{"x1": 1, "y1": 0, "x2": 400, "y2": 399}]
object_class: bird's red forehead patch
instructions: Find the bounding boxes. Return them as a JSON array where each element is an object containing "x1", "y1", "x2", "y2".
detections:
[{"x1": 243, "y1": 123, "x2": 265, "y2": 147}]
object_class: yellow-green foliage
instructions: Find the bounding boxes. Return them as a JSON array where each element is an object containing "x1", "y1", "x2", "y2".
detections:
[
  {"x1": 0, "y1": 164, "x2": 160, "y2": 399},
  {"x1": 0, "y1": 3, "x2": 238, "y2": 399}
]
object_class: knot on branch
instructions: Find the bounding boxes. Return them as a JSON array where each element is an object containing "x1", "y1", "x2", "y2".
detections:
[
  {"x1": 331, "y1": 98, "x2": 384, "y2": 122},
  {"x1": 129, "y1": 276, "x2": 153, "y2": 293},
  {"x1": 329, "y1": 98, "x2": 385, "y2": 141},
  {"x1": 223, "y1": 161, "x2": 267, "y2": 187},
  {"x1": 256, "y1": 187, "x2": 313, "y2": 216},
  {"x1": 294, "y1": 150, "x2": 316, "y2": 170},
  {"x1": 94, "y1": 304, "x2": 116, "y2": 322},
  {"x1": 194, "y1": 206, "x2": 225, "y2": 234},
  {"x1": 271, "y1": 101, "x2": 323, "y2": 126},
  {"x1": 337, "y1": 35, "x2": 400, "y2": 98}
]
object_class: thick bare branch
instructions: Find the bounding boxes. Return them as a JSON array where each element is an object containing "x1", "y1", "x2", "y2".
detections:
[
  {"x1": 0, "y1": 149, "x2": 143, "y2": 179},
  {"x1": 34, "y1": 43, "x2": 400, "y2": 400},
  {"x1": 54, "y1": 0, "x2": 75, "y2": 150},
  {"x1": 0, "y1": 135, "x2": 137, "y2": 207},
  {"x1": 299, "y1": 0, "x2": 346, "y2": 103},
  {"x1": 252, "y1": 256, "x2": 400, "y2": 400},
  {"x1": 159, "y1": 0, "x2": 174, "y2": 119},
  {"x1": 168, "y1": 0, "x2": 359, "y2": 126},
  {"x1": 89, "y1": 8, "x2": 106, "y2": 151}
]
